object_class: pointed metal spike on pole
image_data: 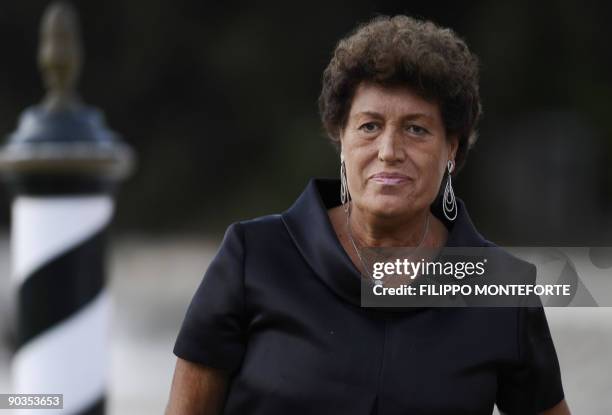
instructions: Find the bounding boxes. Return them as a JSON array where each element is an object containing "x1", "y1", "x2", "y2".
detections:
[
  {"x1": 38, "y1": 1, "x2": 83, "y2": 111},
  {"x1": 0, "y1": 1, "x2": 134, "y2": 187}
]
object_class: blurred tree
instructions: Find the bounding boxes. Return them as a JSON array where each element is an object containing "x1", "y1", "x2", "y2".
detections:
[{"x1": 0, "y1": 0, "x2": 610, "y2": 242}]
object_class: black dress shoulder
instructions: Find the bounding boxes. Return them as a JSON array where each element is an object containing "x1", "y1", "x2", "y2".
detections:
[{"x1": 173, "y1": 178, "x2": 565, "y2": 415}]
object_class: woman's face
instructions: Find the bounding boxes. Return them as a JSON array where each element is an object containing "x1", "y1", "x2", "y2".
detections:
[{"x1": 340, "y1": 81, "x2": 458, "y2": 221}]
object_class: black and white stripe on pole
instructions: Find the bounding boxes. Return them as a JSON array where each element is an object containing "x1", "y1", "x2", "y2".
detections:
[
  {"x1": 0, "y1": 2, "x2": 134, "y2": 414},
  {"x1": 12, "y1": 196, "x2": 113, "y2": 414}
]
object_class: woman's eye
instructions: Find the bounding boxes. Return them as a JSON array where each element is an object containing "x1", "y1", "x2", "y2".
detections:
[
  {"x1": 358, "y1": 122, "x2": 379, "y2": 133},
  {"x1": 406, "y1": 124, "x2": 429, "y2": 135}
]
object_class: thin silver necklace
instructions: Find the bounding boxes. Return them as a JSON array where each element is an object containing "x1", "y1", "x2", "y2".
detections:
[{"x1": 345, "y1": 203, "x2": 430, "y2": 283}]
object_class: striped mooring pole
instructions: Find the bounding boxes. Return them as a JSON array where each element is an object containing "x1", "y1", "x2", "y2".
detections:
[{"x1": 0, "y1": 3, "x2": 134, "y2": 414}]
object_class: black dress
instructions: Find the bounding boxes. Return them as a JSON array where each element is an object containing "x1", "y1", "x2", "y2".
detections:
[{"x1": 173, "y1": 178, "x2": 565, "y2": 414}]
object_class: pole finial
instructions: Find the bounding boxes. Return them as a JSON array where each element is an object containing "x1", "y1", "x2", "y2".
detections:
[{"x1": 38, "y1": 1, "x2": 83, "y2": 111}]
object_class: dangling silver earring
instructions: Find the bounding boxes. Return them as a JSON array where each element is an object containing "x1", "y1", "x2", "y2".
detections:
[
  {"x1": 340, "y1": 153, "x2": 350, "y2": 214},
  {"x1": 443, "y1": 160, "x2": 457, "y2": 221}
]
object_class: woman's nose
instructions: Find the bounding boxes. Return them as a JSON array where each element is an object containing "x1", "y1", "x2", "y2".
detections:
[{"x1": 377, "y1": 128, "x2": 405, "y2": 163}]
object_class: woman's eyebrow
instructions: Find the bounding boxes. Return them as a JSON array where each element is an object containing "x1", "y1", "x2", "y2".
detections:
[
  {"x1": 402, "y1": 112, "x2": 433, "y2": 121},
  {"x1": 353, "y1": 111, "x2": 434, "y2": 121},
  {"x1": 353, "y1": 110, "x2": 384, "y2": 119}
]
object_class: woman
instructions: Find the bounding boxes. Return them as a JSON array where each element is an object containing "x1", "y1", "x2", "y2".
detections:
[{"x1": 166, "y1": 15, "x2": 570, "y2": 415}]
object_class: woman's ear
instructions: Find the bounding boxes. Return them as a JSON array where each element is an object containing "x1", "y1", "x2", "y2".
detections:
[
  {"x1": 448, "y1": 134, "x2": 459, "y2": 161},
  {"x1": 338, "y1": 130, "x2": 345, "y2": 162}
]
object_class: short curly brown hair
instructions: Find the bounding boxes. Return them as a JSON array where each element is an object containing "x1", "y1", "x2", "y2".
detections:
[{"x1": 319, "y1": 15, "x2": 482, "y2": 172}]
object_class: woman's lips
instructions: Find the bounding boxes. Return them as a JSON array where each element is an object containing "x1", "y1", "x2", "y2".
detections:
[{"x1": 369, "y1": 173, "x2": 412, "y2": 185}]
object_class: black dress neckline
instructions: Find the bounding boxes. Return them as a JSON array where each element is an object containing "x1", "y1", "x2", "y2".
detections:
[{"x1": 281, "y1": 178, "x2": 488, "y2": 308}]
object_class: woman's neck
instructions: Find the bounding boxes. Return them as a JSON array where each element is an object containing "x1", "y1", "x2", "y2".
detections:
[
  {"x1": 342, "y1": 202, "x2": 449, "y2": 249},
  {"x1": 347, "y1": 205, "x2": 427, "y2": 247},
  {"x1": 328, "y1": 203, "x2": 449, "y2": 276}
]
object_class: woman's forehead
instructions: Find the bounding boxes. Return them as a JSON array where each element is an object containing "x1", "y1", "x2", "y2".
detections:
[{"x1": 349, "y1": 81, "x2": 440, "y2": 120}]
